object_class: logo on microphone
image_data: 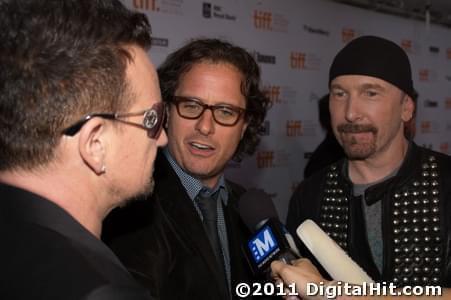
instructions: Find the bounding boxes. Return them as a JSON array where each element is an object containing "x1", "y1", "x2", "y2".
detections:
[{"x1": 249, "y1": 225, "x2": 278, "y2": 264}]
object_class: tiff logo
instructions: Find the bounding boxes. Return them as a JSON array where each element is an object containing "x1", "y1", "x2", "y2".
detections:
[
  {"x1": 290, "y1": 52, "x2": 306, "y2": 69},
  {"x1": 446, "y1": 98, "x2": 451, "y2": 109},
  {"x1": 421, "y1": 121, "x2": 431, "y2": 133},
  {"x1": 419, "y1": 69, "x2": 429, "y2": 82},
  {"x1": 253, "y1": 10, "x2": 272, "y2": 30},
  {"x1": 401, "y1": 39, "x2": 412, "y2": 52},
  {"x1": 263, "y1": 85, "x2": 281, "y2": 103},
  {"x1": 257, "y1": 151, "x2": 274, "y2": 168},
  {"x1": 133, "y1": 0, "x2": 157, "y2": 11},
  {"x1": 286, "y1": 120, "x2": 302, "y2": 136},
  {"x1": 342, "y1": 28, "x2": 355, "y2": 43}
]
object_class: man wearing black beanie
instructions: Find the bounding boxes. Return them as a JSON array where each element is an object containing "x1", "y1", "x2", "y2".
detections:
[{"x1": 287, "y1": 35, "x2": 451, "y2": 287}]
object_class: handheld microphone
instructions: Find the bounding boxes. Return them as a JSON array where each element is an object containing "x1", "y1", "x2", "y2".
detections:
[
  {"x1": 238, "y1": 189, "x2": 300, "y2": 275},
  {"x1": 296, "y1": 219, "x2": 374, "y2": 284}
]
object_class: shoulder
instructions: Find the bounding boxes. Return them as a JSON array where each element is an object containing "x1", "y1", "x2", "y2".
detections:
[
  {"x1": 83, "y1": 284, "x2": 152, "y2": 300},
  {"x1": 225, "y1": 179, "x2": 246, "y2": 196},
  {"x1": 413, "y1": 144, "x2": 451, "y2": 174},
  {"x1": 1, "y1": 222, "x2": 131, "y2": 299}
]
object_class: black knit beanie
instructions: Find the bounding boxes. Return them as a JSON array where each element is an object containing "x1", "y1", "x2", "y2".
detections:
[{"x1": 329, "y1": 36, "x2": 415, "y2": 98}]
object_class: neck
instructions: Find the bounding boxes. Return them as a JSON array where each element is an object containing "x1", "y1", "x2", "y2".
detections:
[
  {"x1": 201, "y1": 174, "x2": 221, "y2": 189},
  {"x1": 0, "y1": 168, "x2": 105, "y2": 238},
  {"x1": 348, "y1": 138, "x2": 409, "y2": 185}
]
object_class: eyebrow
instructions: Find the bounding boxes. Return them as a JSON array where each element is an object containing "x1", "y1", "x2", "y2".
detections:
[
  {"x1": 178, "y1": 95, "x2": 242, "y2": 107},
  {"x1": 330, "y1": 82, "x2": 385, "y2": 91}
]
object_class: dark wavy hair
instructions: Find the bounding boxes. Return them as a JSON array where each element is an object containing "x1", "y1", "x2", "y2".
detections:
[
  {"x1": 158, "y1": 38, "x2": 271, "y2": 161},
  {"x1": 0, "y1": 0, "x2": 152, "y2": 171}
]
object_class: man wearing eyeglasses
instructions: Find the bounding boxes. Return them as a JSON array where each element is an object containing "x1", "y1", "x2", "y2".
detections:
[
  {"x1": 104, "y1": 38, "x2": 271, "y2": 299},
  {"x1": 0, "y1": 1, "x2": 166, "y2": 299}
]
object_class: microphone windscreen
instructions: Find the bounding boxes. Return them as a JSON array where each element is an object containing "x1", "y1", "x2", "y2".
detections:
[
  {"x1": 296, "y1": 219, "x2": 374, "y2": 285},
  {"x1": 238, "y1": 188, "x2": 278, "y2": 230}
]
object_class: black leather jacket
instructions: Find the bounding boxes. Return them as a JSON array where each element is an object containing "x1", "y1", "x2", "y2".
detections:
[{"x1": 287, "y1": 143, "x2": 451, "y2": 287}]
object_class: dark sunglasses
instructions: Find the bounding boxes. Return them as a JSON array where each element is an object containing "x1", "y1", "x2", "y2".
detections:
[{"x1": 62, "y1": 101, "x2": 166, "y2": 139}]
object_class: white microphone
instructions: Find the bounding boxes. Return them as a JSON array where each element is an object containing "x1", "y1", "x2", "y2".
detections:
[{"x1": 296, "y1": 219, "x2": 374, "y2": 285}]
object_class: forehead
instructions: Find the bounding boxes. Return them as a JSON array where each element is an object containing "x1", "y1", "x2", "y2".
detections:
[
  {"x1": 126, "y1": 46, "x2": 161, "y2": 108},
  {"x1": 330, "y1": 74, "x2": 398, "y2": 91},
  {"x1": 177, "y1": 62, "x2": 245, "y2": 105}
]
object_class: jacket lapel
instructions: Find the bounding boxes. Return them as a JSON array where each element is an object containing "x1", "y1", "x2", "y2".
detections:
[{"x1": 154, "y1": 153, "x2": 229, "y2": 298}]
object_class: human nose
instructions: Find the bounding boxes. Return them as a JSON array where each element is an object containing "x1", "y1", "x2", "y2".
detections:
[
  {"x1": 344, "y1": 95, "x2": 362, "y2": 122},
  {"x1": 195, "y1": 108, "x2": 215, "y2": 135}
]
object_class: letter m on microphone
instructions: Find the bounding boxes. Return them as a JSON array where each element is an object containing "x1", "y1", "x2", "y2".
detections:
[{"x1": 248, "y1": 225, "x2": 278, "y2": 264}]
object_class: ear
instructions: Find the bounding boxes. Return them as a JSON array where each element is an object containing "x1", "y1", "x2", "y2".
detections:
[
  {"x1": 401, "y1": 94, "x2": 415, "y2": 123},
  {"x1": 164, "y1": 103, "x2": 171, "y2": 129},
  {"x1": 240, "y1": 119, "x2": 249, "y2": 139},
  {"x1": 78, "y1": 118, "x2": 107, "y2": 175}
]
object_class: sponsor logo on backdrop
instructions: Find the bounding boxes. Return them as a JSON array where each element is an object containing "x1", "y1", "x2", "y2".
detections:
[
  {"x1": 400, "y1": 39, "x2": 421, "y2": 55},
  {"x1": 253, "y1": 10, "x2": 289, "y2": 32},
  {"x1": 202, "y1": 2, "x2": 211, "y2": 17},
  {"x1": 440, "y1": 142, "x2": 449, "y2": 154},
  {"x1": 342, "y1": 28, "x2": 356, "y2": 43},
  {"x1": 257, "y1": 151, "x2": 274, "y2": 168},
  {"x1": 300, "y1": 120, "x2": 318, "y2": 137},
  {"x1": 304, "y1": 152, "x2": 313, "y2": 159},
  {"x1": 303, "y1": 25, "x2": 330, "y2": 36},
  {"x1": 263, "y1": 85, "x2": 281, "y2": 103},
  {"x1": 419, "y1": 69, "x2": 438, "y2": 82},
  {"x1": 445, "y1": 98, "x2": 451, "y2": 109},
  {"x1": 252, "y1": 51, "x2": 276, "y2": 64},
  {"x1": 274, "y1": 150, "x2": 292, "y2": 167},
  {"x1": 134, "y1": 0, "x2": 183, "y2": 15},
  {"x1": 429, "y1": 46, "x2": 440, "y2": 54},
  {"x1": 133, "y1": 0, "x2": 158, "y2": 11},
  {"x1": 262, "y1": 121, "x2": 271, "y2": 136},
  {"x1": 422, "y1": 143, "x2": 433, "y2": 150},
  {"x1": 256, "y1": 150, "x2": 293, "y2": 168},
  {"x1": 309, "y1": 92, "x2": 322, "y2": 103},
  {"x1": 290, "y1": 52, "x2": 321, "y2": 70},
  {"x1": 286, "y1": 120, "x2": 302, "y2": 136},
  {"x1": 151, "y1": 37, "x2": 169, "y2": 47},
  {"x1": 447, "y1": 48, "x2": 451, "y2": 59},
  {"x1": 424, "y1": 99, "x2": 438, "y2": 108},
  {"x1": 420, "y1": 120, "x2": 441, "y2": 134},
  {"x1": 285, "y1": 120, "x2": 317, "y2": 137},
  {"x1": 446, "y1": 121, "x2": 451, "y2": 131},
  {"x1": 202, "y1": 2, "x2": 236, "y2": 21},
  {"x1": 262, "y1": 84, "x2": 298, "y2": 104},
  {"x1": 253, "y1": 10, "x2": 272, "y2": 30}
]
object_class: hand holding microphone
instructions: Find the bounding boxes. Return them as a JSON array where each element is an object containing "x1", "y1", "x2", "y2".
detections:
[
  {"x1": 238, "y1": 189, "x2": 300, "y2": 276},
  {"x1": 271, "y1": 219, "x2": 374, "y2": 299}
]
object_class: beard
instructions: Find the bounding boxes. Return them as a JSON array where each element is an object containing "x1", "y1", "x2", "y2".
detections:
[
  {"x1": 118, "y1": 176, "x2": 155, "y2": 208},
  {"x1": 337, "y1": 123, "x2": 378, "y2": 160}
]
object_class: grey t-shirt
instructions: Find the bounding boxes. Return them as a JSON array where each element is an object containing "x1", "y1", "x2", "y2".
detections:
[{"x1": 352, "y1": 167, "x2": 399, "y2": 273}]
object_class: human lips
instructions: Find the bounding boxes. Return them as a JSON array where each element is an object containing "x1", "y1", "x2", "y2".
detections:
[
  {"x1": 189, "y1": 141, "x2": 215, "y2": 151},
  {"x1": 337, "y1": 123, "x2": 377, "y2": 134},
  {"x1": 186, "y1": 139, "x2": 217, "y2": 157}
]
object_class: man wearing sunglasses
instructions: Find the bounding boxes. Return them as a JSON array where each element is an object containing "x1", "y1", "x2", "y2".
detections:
[
  {"x1": 0, "y1": 0, "x2": 166, "y2": 299},
  {"x1": 104, "y1": 38, "x2": 271, "y2": 299}
]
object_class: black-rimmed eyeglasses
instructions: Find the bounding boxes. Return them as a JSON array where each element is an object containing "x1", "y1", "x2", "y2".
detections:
[
  {"x1": 172, "y1": 96, "x2": 246, "y2": 126},
  {"x1": 62, "y1": 101, "x2": 166, "y2": 139}
]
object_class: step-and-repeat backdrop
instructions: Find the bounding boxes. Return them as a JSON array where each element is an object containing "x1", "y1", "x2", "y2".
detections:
[{"x1": 122, "y1": 0, "x2": 451, "y2": 220}]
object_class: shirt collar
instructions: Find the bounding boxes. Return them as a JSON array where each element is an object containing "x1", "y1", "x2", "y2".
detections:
[{"x1": 163, "y1": 148, "x2": 228, "y2": 204}]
